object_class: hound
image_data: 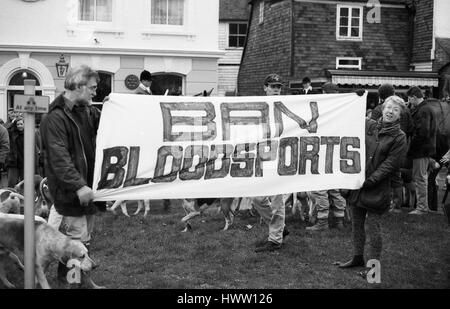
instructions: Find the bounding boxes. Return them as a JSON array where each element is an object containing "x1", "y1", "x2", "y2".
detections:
[
  {"x1": 1, "y1": 175, "x2": 50, "y2": 218},
  {"x1": 181, "y1": 198, "x2": 238, "y2": 232},
  {"x1": 0, "y1": 213, "x2": 103, "y2": 289},
  {"x1": 107, "y1": 199, "x2": 150, "y2": 217},
  {"x1": 290, "y1": 192, "x2": 317, "y2": 223},
  {"x1": 0, "y1": 190, "x2": 23, "y2": 215}
]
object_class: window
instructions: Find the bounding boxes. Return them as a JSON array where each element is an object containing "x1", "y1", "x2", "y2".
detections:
[
  {"x1": 337, "y1": 5, "x2": 363, "y2": 40},
  {"x1": 92, "y1": 72, "x2": 113, "y2": 103},
  {"x1": 151, "y1": 0, "x2": 184, "y2": 25},
  {"x1": 8, "y1": 70, "x2": 40, "y2": 86},
  {"x1": 336, "y1": 57, "x2": 362, "y2": 70},
  {"x1": 228, "y1": 23, "x2": 247, "y2": 48},
  {"x1": 151, "y1": 74, "x2": 184, "y2": 95},
  {"x1": 259, "y1": 1, "x2": 264, "y2": 24},
  {"x1": 79, "y1": 0, "x2": 112, "y2": 22}
]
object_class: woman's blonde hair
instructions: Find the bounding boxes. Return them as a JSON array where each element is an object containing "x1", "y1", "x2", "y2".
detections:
[{"x1": 382, "y1": 95, "x2": 406, "y2": 112}]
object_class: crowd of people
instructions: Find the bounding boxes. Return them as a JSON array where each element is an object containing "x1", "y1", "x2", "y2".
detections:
[
  {"x1": 0, "y1": 108, "x2": 43, "y2": 188},
  {"x1": 1, "y1": 64, "x2": 449, "y2": 287}
]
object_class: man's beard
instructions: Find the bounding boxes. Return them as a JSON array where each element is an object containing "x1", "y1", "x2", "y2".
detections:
[{"x1": 74, "y1": 98, "x2": 90, "y2": 106}]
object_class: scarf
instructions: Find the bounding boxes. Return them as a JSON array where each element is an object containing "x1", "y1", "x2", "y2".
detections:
[{"x1": 376, "y1": 118, "x2": 401, "y2": 136}]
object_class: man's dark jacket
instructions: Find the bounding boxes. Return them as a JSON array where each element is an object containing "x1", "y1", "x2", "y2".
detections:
[
  {"x1": 428, "y1": 99, "x2": 450, "y2": 159},
  {"x1": 40, "y1": 94, "x2": 102, "y2": 217},
  {"x1": 408, "y1": 99, "x2": 437, "y2": 159}
]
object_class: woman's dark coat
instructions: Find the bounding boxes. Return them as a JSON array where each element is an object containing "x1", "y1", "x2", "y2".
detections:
[{"x1": 349, "y1": 118, "x2": 408, "y2": 214}]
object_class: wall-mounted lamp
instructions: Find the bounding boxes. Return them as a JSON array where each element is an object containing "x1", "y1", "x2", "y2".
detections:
[{"x1": 56, "y1": 54, "x2": 69, "y2": 77}]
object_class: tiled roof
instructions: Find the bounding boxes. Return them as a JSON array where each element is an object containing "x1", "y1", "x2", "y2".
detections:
[{"x1": 220, "y1": 0, "x2": 250, "y2": 21}]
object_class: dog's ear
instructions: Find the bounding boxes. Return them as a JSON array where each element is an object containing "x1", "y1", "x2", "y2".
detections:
[{"x1": 0, "y1": 191, "x2": 11, "y2": 203}]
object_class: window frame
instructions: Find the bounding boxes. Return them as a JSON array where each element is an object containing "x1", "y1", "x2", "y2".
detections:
[
  {"x1": 77, "y1": 0, "x2": 114, "y2": 24},
  {"x1": 336, "y1": 4, "x2": 363, "y2": 41},
  {"x1": 227, "y1": 22, "x2": 248, "y2": 49},
  {"x1": 150, "y1": 0, "x2": 186, "y2": 27},
  {"x1": 141, "y1": 0, "x2": 190, "y2": 36},
  {"x1": 336, "y1": 57, "x2": 362, "y2": 70}
]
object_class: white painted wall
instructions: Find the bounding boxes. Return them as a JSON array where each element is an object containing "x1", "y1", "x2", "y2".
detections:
[
  {"x1": 435, "y1": 0, "x2": 450, "y2": 38},
  {"x1": 218, "y1": 65, "x2": 239, "y2": 96},
  {"x1": 0, "y1": 0, "x2": 219, "y2": 53}
]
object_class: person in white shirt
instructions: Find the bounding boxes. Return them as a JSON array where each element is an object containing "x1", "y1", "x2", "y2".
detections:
[{"x1": 300, "y1": 77, "x2": 316, "y2": 95}]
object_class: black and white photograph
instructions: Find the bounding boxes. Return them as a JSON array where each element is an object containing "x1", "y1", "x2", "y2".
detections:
[{"x1": 0, "y1": 0, "x2": 450, "y2": 296}]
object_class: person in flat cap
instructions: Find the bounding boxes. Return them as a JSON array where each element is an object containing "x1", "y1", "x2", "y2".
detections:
[
  {"x1": 263, "y1": 73, "x2": 283, "y2": 96},
  {"x1": 135, "y1": 70, "x2": 153, "y2": 95},
  {"x1": 252, "y1": 73, "x2": 289, "y2": 253}
]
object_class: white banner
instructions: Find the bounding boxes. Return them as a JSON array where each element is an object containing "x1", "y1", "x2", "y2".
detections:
[{"x1": 92, "y1": 92, "x2": 366, "y2": 201}]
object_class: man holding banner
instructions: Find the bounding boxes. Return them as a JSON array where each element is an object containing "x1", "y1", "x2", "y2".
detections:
[
  {"x1": 253, "y1": 74, "x2": 289, "y2": 253},
  {"x1": 40, "y1": 65, "x2": 104, "y2": 287}
]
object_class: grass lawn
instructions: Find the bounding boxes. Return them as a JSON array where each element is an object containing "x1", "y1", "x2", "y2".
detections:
[{"x1": 3, "y1": 198, "x2": 449, "y2": 289}]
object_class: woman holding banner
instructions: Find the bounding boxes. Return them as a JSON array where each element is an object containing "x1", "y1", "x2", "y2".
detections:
[{"x1": 338, "y1": 95, "x2": 408, "y2": 277}]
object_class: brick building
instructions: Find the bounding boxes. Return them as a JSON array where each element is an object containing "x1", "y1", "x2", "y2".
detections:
[
  {"x1": 238, "y1": 0, "x2": 447, "y2": 107},
  {"x1": 408, "y1": 0, "x2": 450, "y2": 99}
]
